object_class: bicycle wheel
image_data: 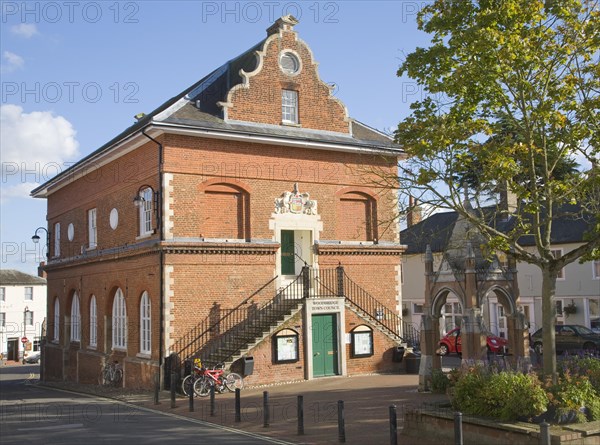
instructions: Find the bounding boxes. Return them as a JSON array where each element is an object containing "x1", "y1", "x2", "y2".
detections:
[
  {"x1": 99, "y1": 367, "x2": 109, "y2": 385},
  {"x1": 113, "y1": 368, "x2": 123, "y2": 386},
  {"x1": 194, "y1": 376, "x2": 211, "y2": 397},
  {"x1": 181, "y1": 375, "x2": 194, "y2": 397},
  {"x1": 224, "y1": 373, "x2": 244, "y2": 392}
]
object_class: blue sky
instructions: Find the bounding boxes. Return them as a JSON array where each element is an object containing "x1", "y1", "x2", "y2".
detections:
[{"x1": 1, "y1": 1, "x2": 432, "y2": 274}]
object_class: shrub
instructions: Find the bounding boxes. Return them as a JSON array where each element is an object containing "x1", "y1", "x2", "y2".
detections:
[
  {"x1": 545, "y1": 373, "x2": 600, "y2": 423},
  {"x1": 431, "y1": 368, "x2": 451, "y2": 393},
  {"x1": 453, "y1": 367, "x2": 548, "y2": 421}
]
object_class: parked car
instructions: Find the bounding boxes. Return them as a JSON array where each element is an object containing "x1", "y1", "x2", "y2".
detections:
[
  {"x1": 530, "y1": 324, "x2": 600, "y2": 355},
  {"x1": 438, "y1": 328, "x2": 508, "y2": 356},
  {"x1": 24, "y1": 351, "x2": 40, "y2": 364}
]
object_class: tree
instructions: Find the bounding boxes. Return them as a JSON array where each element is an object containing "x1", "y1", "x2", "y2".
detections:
[{"x1": 394, "y1": 0, "x2": 599, "y2": 382}]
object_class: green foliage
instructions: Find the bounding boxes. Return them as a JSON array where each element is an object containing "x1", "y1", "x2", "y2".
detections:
[
  {"x1": 545, "y1": 373, "x2": 600, "y2": 422},
  {"x1": 452, "y1": 367, "x2": 548, "y2": 421},
  {"x1": 431, "y1": 368, "x2": 451, "y2": 393}
]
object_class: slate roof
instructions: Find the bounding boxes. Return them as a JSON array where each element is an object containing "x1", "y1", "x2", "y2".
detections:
[
  {"x1": 32, "y1": 27, "x2": 400, "y2": 198},
  {"x1": 0, "y1": 270, "x2": 46, "y2": 286},
  {"x1": 400, "y1": 204, "x2": 594, "y2": 255}
]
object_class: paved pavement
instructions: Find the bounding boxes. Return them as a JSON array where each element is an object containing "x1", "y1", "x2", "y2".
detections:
[{"x1": 4, "y1": 360, "x2": 455, "y2": 444}]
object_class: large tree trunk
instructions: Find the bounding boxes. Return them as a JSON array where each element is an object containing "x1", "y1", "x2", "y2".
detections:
[{"x1": 541, "y1": 266, "x2": 558, "y2": 383}]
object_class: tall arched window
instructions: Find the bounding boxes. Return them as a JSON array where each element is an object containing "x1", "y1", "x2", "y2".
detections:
[
  {"x1": 89, "y1": 295, "x2": 97, "y2": 348},
  {"x1": 112, "y1": 288, "x2": 127, "y2": 349},
  {"x1": 139, "y1": 291, "x2": 151, "y2": 355},
  {"x1": 70, "y1": 292, "x2": 81, "y2": 342},
  {"x1": 53, "y1": 297, "x2": 60, "y2": 341}
]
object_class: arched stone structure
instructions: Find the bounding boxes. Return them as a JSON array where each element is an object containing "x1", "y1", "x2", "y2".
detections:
[{"x1": 418, "y1": 224, "x2": 530, "y2": 391}]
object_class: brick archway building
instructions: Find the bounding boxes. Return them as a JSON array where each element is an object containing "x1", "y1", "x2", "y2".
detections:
[{"x1": 33, "y1": 16, "x2": 416, "y2": 389}]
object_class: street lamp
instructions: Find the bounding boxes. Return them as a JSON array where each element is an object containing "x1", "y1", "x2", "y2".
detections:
[
  {"x1": 31, "y1": 227, "x2": 50, "y2": 259},
  {"x1": 22, "y1": 306, "x2": 29, "y2": 364}
]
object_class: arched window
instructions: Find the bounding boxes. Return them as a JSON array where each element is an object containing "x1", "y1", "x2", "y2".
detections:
[
  {"x1": 139, "y1": 291, "x2": 151, "y2": 355},
  {"x1": 112, "y1": 288, "x2": 127, "y2": 349},
  {"x1": 70, "y1": 292, "x2": 81, "y2": 342},
  {"x1": 139, "y1": 187, "x2": 154, "y2": 236},
  {"x1": 338, "y1": 191, "x2": 377, "y2": 241},
  {"x1": 89, "y1": 295, "x2": 97, "y2": 348},
  {"x1": 53, "y1": 298, "x2": 60, "y2": 341}
]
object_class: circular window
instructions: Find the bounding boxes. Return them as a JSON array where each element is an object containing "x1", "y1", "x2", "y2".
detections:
[
  {"x1": 280, "y1": 52, "x2": 300, "y2": 75},
  {"x1": 67, "y1": 223, "x2": 74, "y2": 241},
  {"x1": 109, "y1": 208, "x2": 119, "y2": 230}
]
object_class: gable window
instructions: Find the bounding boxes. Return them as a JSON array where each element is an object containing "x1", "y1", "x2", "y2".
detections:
[
  {"x1": 54, "y1": 222, "x2": 60, "y2": 257},
  {"x1": 139, "y1": 291, "x2": 151, "y2": 355},
  {"x1": 139, "y1": 187, "x2": 153, "y2": 236},
  {"x1": 594, "y1": 260, "x2": 600, "y2": 280},
  {"x1": 282, "y1": 89, "x2": 298, "y2": 124},
  {"x1": 112, "y1": 288, "x2": 127, "y2": 349},
  {"x1": 53, "y1": 298, "x2": 60, "y2": 341},
  {"x1": 70, "y1": 292, "x2": 81, "y2": 342},
  {"x1": 551, "y1": 249, "x2": 565, "y2": 280},
  {"x1": 24, "y1": 287, "x2": 33, "y2": 301},
  {"x1": 89, "y1": 295, "x2": 97, "y2": 348},
  {"x1": 88, "y1": 208, "x2": 97, "y2": 249}
]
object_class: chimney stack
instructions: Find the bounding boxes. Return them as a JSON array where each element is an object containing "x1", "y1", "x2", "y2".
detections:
[
  {"x1": 407, "y1": 196, "x2": 422, "y2": 227},
  {"x1": 38, "y1": 261, "x2": 47, "y2": 279}
]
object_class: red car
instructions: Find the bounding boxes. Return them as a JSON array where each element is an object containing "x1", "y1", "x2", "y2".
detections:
[{"x1": 438, "y1": 328, "x2": 508, "y2": 355}]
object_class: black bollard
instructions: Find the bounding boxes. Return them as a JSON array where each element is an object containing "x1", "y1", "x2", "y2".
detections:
[
  {"x1": 210, "y1": 384, "x2": 216, "y2": 416},
  {"x1": 389, "y1": 405, "x2": 397, "y2": 445},
  {"x1": 170, "y1": 372, "x2": 177, "y2": 409},
  {"x1": 297, "y1": 395, "x2": 304, "y2": 435},
  {"x1": 338, "y1": 400, "x2": 346, "y2": 443},
  {"x1": 263, "y1": 391, "x2": 270, "y2": 427},
  {"x1": 235, "y1": 388, "x2": 241, "y2": 422},
  {"x1": 454, "y1": 411, "x2": 463, "y2": 445},
  {"x1": 188, "y1": 379, "x2": 194, "y2": 412},
  {"x1": 153, "y1": 373, "x2": 160, "y2": 405},
  {"x1": 540, "y1": 421, "x2": 550, "y2": 445}
]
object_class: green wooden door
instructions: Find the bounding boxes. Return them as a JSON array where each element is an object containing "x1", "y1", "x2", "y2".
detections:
[
  {"x1": 312, "y1": 314, "x2": 338, "y2": 377},
  {"x1": 281, "y1": 230, "x2": 295, "y2": 275}
]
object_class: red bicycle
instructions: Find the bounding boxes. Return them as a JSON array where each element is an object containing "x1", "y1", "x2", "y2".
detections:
[{"x1": 193, "y1": 362, "x2": 244, "y2": 397}]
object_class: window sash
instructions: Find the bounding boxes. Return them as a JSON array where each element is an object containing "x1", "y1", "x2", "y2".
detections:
[
  {"x1": 140, "y1": 188, "x2": 153, "y2": 235},
  {"x1": 54, "y1": 222, "x2": 61, "y2": 257},
  {"x1": 54, "y1": 299, "x2": 60, "y2": 341},
  {"x1": 70, "y1": 294, "x2": 81, "y2": 342},
  {"x1": 112, "y1": 290, "x2": 127, "y2": 349},
  {"x1": 140, "y1": 292, "x2": 151, "y2": 354},
  {"x1": 25, "y1": 311, "x2": 33, "y2": 325},
  {"x1": 0, "y1": 287, "x2": 5, "y2": 301},
  {"x1": 24, "y1": 287, "x2": 33, "y2": 300},
  {"x1": 0, "y1": 312, "x2": 5, "y2": 328},
  {"x1": 88, "y1": 208, "x2": 97, "y2": 249},
  {"x1": 282, "y1": 90, "x2": 298, "y2": 123},
  {"x1": 90, "y1": 296, "x2": 97, "y2": 347}
]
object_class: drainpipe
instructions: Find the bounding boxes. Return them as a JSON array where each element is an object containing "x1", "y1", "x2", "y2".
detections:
[{"x1": 141, "y1": 128, "x2": 164, "y2": 388}]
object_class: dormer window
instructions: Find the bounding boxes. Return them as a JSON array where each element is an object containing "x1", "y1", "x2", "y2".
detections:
[{"x1": 282, "y1": 90, "x2": 298, "y2": 124}]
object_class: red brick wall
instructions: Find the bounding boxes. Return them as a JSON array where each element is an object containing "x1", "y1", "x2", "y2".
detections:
[
  {"x1": 226, "y1": 29, "x2": 349, "y2": 133},
  {"x1": 47, "y1": 139, "x2": 161, "y2": 259}
]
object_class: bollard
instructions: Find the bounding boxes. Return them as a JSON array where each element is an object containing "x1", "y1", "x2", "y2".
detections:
[
  {"x1": 188, "y1": 379, "x2": 194, "y2": 412},
  {"x1": 210, "y1": 384, "x2": 216, "y2": 417},
  {"x1": 454, "y1": 411, "x2": 463, "y2": 445},
  {"x1": 389, "y1": 405, "x2": 398, "y2": 445},
  {"x1": 263, "y1": 391, "x2": 270, "y2": 427},
  {"x1": 153, "y1": 373, "x2": 160, "y2": 405},
  {"x1": 170, "y1": 372, "x2": 177, "y2": 409},
  {"x1": 338, "y1": 400, "x2": 346, "y2": 443},
  {"x1": 297, "y1": 395, "x2": 304, "y2": 435},
  {"x1": 235, "y1": 388, "x2": 241, "y2": 423},
  {"x1": 540, "y1": 421, "x2": 551, "y2": 445}
]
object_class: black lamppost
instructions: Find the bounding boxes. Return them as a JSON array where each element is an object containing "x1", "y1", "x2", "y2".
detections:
[
  {"x1": 22, "y1": 306, "x2": 29, "y2": 364},
  {"x1": 31, "y1": 227, "x2": 50, "y2": 259}
]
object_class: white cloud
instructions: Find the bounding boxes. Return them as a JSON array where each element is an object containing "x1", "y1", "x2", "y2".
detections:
[
  {"x1": 0, "y1": 182, "x2": 39, "y2": 203},
  {"x1": 2, "y1": 51, "x2": 24, "y2": 72},
  {"x1": 10, "y1": 23, "x2": 39, "y2": 38},
  {"x1": 0, "y1": 104, "x2": 80, "y2": 182}
]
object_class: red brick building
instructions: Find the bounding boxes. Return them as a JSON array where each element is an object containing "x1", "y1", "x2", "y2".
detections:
[{"x1": 32, "y1": 16, "x2": 413, "y2": 389}]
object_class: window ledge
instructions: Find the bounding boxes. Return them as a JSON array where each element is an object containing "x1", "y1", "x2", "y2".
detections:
[
  {"x1": 112, "y1": 346, "x2": 127, "y2": 352},
  {"x1": 136, "y1": 232, "x2": 153, "y2": 241},
  {"x1": 281, "y1": 121, "x2": 301, "y2": 127},
  {"x1": 88, "y1": 345, "x2": 97, "y2": 351},
  {"x1": 136, "y1": 352, "x2": 151, "y2": 359}
]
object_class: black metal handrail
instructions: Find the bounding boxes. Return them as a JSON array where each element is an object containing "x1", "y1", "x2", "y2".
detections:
[
  {"x1": 337, "y1": 269, "x2": 419, "y2": 348},
  {"x1": 174, "y1": 275, "x2": 278, "y2": 360}
]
